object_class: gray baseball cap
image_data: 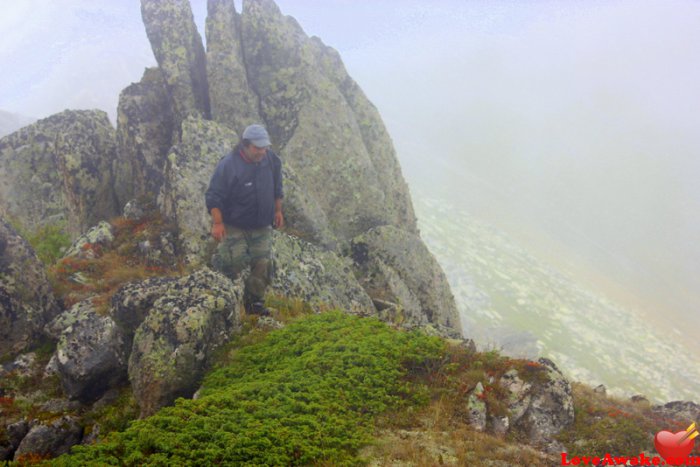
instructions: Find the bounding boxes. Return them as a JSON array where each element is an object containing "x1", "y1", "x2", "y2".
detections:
[{"x1": 242, "y1": 124, "x2": 271, "y2": 148}]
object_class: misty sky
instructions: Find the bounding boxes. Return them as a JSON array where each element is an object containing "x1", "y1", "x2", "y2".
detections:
[{"x1": 1, "y1": 1, "x2": 699, "y2": 349}]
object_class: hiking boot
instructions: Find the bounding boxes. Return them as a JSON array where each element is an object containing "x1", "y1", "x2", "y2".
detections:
[{"x1": 247, "y1": 301, "x2": 271, "y2": 316}]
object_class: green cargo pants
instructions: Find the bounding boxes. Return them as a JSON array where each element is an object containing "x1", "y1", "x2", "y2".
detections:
[{"x1": 211, "y1": 225, "x2": 272, "y2": 302}]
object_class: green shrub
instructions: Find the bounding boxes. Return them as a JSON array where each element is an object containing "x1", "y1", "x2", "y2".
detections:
[
  {"x1": 53, "y1": 312, "x2": 446, "y2": 466},
  {"x1": 6, "y1": 219, "x2": 72, "y2": 265}
]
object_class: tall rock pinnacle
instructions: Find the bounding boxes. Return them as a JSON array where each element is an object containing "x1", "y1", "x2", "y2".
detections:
[
  {"x1": 206, "y1": 0, "x2": 261, "y2": 135},
  {"x1": 141, "y1": 0, "x2": 211, "y2": 132}
]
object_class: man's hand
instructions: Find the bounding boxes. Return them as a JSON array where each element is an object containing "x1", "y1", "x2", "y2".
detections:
[
  {"x1": 274, "y1": 211, "x2": 284, "y2": 229},
  {"x1": 212, "y1": 222, "x2": 226, "y2": 241}
]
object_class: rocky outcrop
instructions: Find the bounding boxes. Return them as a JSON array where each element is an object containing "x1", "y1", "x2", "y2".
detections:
[
  {"x1": 652, "y1": 401, "x2": 700, "y2": 426},
  {"x1": 0, "y1": 218, "x2": 60, "y2": 358},
  {"x1": 46, "y1": 300, "x2": 128, "y2": 403},
  {"x1": 62, "y1": 221, "x2": 114, "y2": 259},
  {"x1": 0, "y1": 110, "x2": 118, "y2": 238},
  {"x1": 309, "y1": 37, "x2": 417, "y2": 232},
  {"x1": 114, "y1": 67, "x2": 175, "y2": 206},
  {"x1": 141, "y1": 0, "x2": 210, "y2": 130},
  {"x1": 127, "y1": 268, "x2": 243, "y2": 416},
  {"x1": 509, "y1": 358, "x2": 574, "y2": 453},
  {"x1": 206, "y1": 0, "x2": 261, "y2": 135},
  {"x1": 158, "y1": 116, "x2": 237, "y2": 263},
  {"x1": 350, "y1": 226, "x2": 462, "y2": 338},
  {"x1": 0, "y1": 420, "x2": 28, "y2": 461},
  {"x1": 241, "y1": 0, "x2": 405, "y2": 241},
  {"x1": 111, "y1": 276, "x2": 181, "y2": 342},
  {"x1": 270, "y1": 231, "x2": 374, "y2": 314},
  {"x1": 278, "y1": 163, "x2": 337, "y2": 249},
  {"x1": 13, "y1": 416, "x2": 82, "y2": 461}
]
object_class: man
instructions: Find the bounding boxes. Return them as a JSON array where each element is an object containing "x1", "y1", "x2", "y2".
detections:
[{"x1": 205, "y1": 124, "x2": 284, "y2": 315}]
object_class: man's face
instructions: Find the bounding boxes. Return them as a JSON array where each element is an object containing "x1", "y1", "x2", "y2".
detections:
[{"x1": 243, "y1": 143, "x2": 267, "y2": 162}]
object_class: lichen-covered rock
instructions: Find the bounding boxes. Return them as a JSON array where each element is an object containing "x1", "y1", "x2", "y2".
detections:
[
  {"x1": 48, "y1": 299, "x2": 128, "y2": 402},
  {"x1": 128, "y1": 268, "x2": 243, "y2": 416},
  {"x1": 0, "y1": 218, "x2": 60, "y2": 358},
  {"x1": 114, "y1": 67, "x2": 175, "y2": 206},
  {"x1": 111, "y1": 275, "x2": 181, "y2": 342},
  {"x1": 206, "y1": 0, "x2": 261, "y2": 134},
  {"x1": 62, "y1": 221, "x2": 114, "y2": 259},
  {"x1": 499, "y1": 369, "x2": 532, "y2": 426},
  {"x1": 0, "y1": 110, "x2": 118, "y2": 238},
  {"x1": 512, "y1": 358, "x2": 574, "y2": 453},
  {"x1": 652, "y1": 400, "x2": 700, "y2": 426},
  {"x1": 309, "y1": 37, "x2": 418, "y2": 233},
  {"x1": 466, "y1": 381, "x2": 487, "y2": 431},
  {"x1": 158, "y1": 116, "x2": 237, "y2": 263},
  {"x1": 350, "y1": 225, "x2": 462, "y2": 338},
  {"x1": 141, "y1": 0, "x2": 210, "y2": 130},
  {"x1": 0, "y1": 420, "x2": 28, "y2": 461},
  {"x1": 270, "y1": 231, "x2": 374, "y2": 314},
  {"x1": 13, "y1": 416, "x2": 82, "y2": 460},
  {"x1": 241, "y1": 0, "x2": 393, "y2": 241},
  {"x1": 278, "y1": 163, "x2": 336, "y2": 249}
]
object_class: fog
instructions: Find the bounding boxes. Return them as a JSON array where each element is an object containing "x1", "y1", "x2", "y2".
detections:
[{"x1": 1, "y1": 1, "x2": 698, "y2": 355}]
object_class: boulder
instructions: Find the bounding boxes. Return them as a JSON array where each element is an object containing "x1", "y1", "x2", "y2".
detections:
[
  {"x1": 114, "y1": 67, "x2": 175, "y2": 206},
  {"x1": 13, "y1": 416, "x2": 82, "y2": 461},
  {"x1": 127, "y1": 268, "x2": 243, "y2": 416},
  {"x1": 241, "y1": 0, "x2": 392, "y2": 241},
  {"x1": 652, "y1": 401, "x2": 700, "y2": 426},
  {"x1": 0, "y1": 420, "x2": 29, "y2": 461},
  {"x1": 466, "y1": 382, "x2": 487, "y2": 431},
  {"x1": 111, "y1": 275, "x2": 181, "y2": 343},
  {"x1": 157, "y1": 116, "x2": 237, "y2": 263},
  {"x1": 0, "y1": 110, "x2": 119, "y2": 238},
  {"x1": 350, "y1": 225, "x2": 462, "y2": 338},
  {"x1": 206, "y1": 0, "x2": 261, "y2": 134},
  {"x1": 141, "y1": 0, "x2": 210, "y2": 130},
  {"x1": 270, "y1": 231, "x2": 374, "y2": 314},
  {"x1": 62, "y1": 221, "x2": 114, "y2": 259},
  {"x1": 47, "y1": 299, "x2": 128, "y2": 402},
  {"x1": 512, "y1": 358, "x2": 574, "y2": 453},
  {"x1": 0, "y1": 218, "x2": 60, "y2": 358}
]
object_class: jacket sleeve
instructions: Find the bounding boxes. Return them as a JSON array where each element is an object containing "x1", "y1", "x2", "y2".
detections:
[
  {"x1": 271, "y1": 152, "x2": 284, "y2": 199},
  {"x1": 205, "y1": 156, "x2": 230, "y2": 213}
]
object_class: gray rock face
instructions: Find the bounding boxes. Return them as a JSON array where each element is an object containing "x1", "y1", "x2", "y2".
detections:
[
  {"x1": 270, "y1": 231, "x2": 374, "y2": 314},
  {"x1": 48, "y1": 300, "x2": 128, "y2": 402},
  {"x1": 141, "y1": 0, "x2": 211, "y2": 129},
  {"x1": 0, "y1": 420, "x2": 28, "y2": 461},
  {"x1": 13, "y1": 416, "x2": 82, "y2": 460},
  {"x1": 206, "y1": 0, "x2": 261, "y2": 134},
  {"x1": 512, "y1": 358, "x2": 574, "y2": 452},
  {"x1": 308, "y1": 37, "x2": 417, "y2": 232},
  {"x1": 0, "y1": 110, "x2": 118, "y2": 238},
  {"x1": 158, "y1": 116, "x2": 237, "y2": 263},
  {"x1": 466, "y1": 382, "x2": 487, "y2": 431},
  {"x1": 127, "y1": 268, "x2": 243, "y2": 416},
  {"x1": 0, "y1": 219, "x2": 60, "y2": 358},
  {"x1": 241, "y1": 0, "x2": 405, "y2": 241},
  {"x1": 279, "y1": 163, "x2": 336, "y2": 249},
  {"x1": 114, "y1": 67, "x2": 175, "y2": 206},
  {"x1": 652, "y1": 400, "x2": 700, "y2": 426},
  {"x1": 111, "y1": 275, "x2": 179, "y2": 342},
  {"x1": 62, "y1": 221, "x2": 115, "y2": 259},
  {"x1": 350, "y1": 226, "x2": 462, "y2": 338}
]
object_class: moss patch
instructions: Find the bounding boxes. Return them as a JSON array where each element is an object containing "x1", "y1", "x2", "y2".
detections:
[{"x1": 52, "y1": 312, "x2": 445, "y2": 466}]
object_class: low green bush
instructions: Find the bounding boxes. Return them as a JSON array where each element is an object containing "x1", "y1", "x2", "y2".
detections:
[{"x1": 53, "y1": 312, "x2": 445, "y2": 466}]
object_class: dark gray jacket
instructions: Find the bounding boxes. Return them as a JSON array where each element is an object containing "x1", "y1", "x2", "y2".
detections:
[{"x1": 205, "y1": 144, "x2": 283, "y2": 229}]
